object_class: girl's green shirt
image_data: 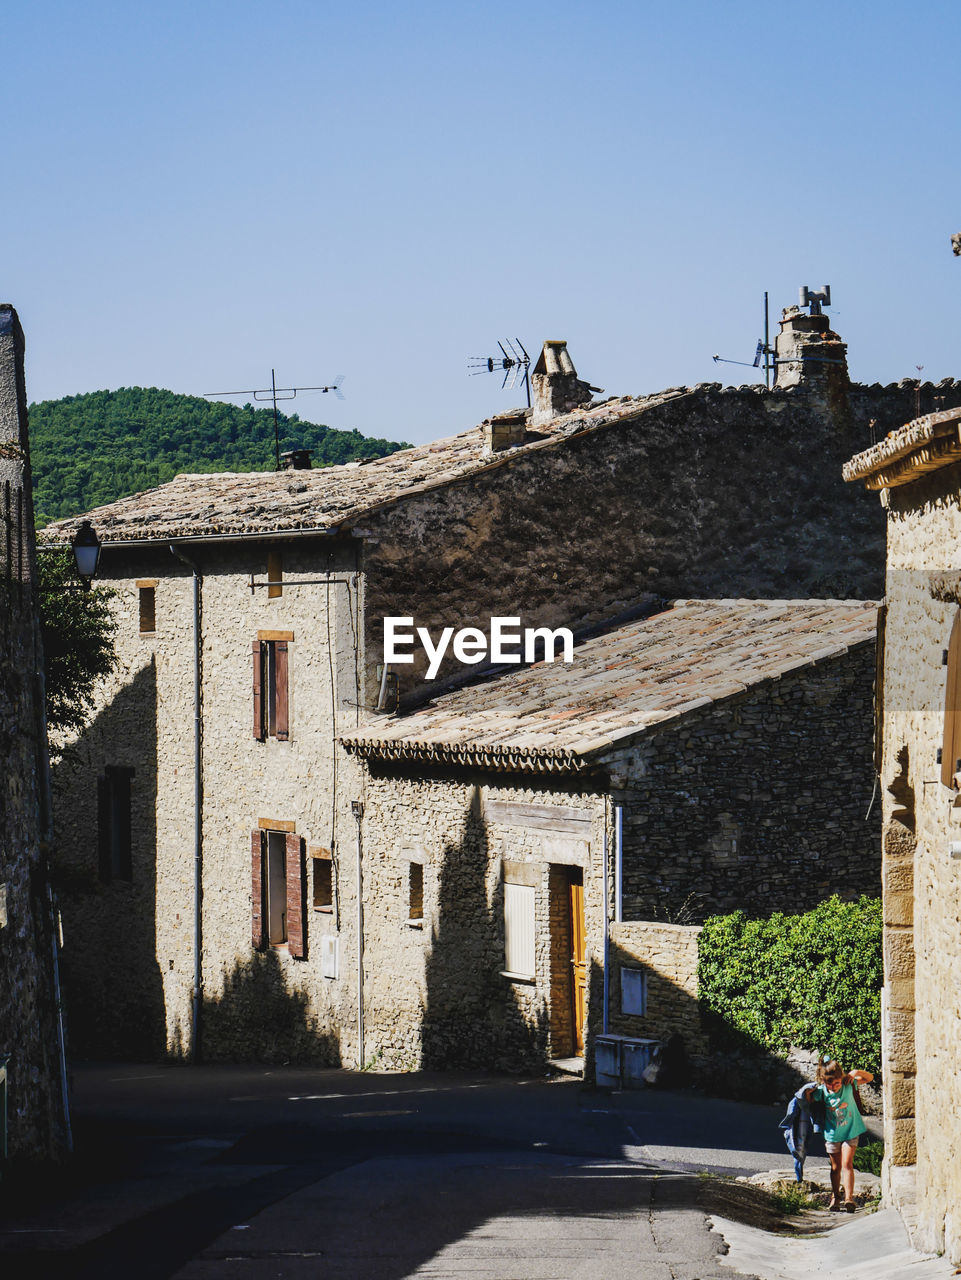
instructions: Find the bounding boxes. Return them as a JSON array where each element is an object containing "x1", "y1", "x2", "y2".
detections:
[{"x1": 815, "y1": 1081, "x2": 866, "y2": 1143}]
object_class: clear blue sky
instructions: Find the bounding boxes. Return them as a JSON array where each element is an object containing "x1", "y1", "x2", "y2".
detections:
[{"x1": 5, "y1": 0, "x2": 959, "y2": 446}]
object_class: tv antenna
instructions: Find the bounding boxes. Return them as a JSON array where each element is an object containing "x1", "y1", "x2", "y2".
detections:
[
  {"x1": 204, "y1": 369, "x2": 345, "y2": 470},
  {"x1": 711, "y1": 292, "x2": 775, "y2": 388},
  {"x1": 468, "y1": 339, "x2": 531, "y2": 408}
]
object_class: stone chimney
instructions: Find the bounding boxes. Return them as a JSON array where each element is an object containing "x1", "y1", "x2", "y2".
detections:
[
  {"x1": 531, "y1": 341, "x2": 600, "y2": 428},
  {"x1": 280, "y1": 448, "x2": 312, "y2": 470},
  {"x1": 482, "y1": 409, "x2": 528, "y2": 454},
  {"x1": 774, "y1": 287, "x2": 848, "y2": 392}
]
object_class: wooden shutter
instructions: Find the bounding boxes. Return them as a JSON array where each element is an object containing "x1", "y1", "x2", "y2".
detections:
[
  {"x1": 943, "y1": 611, "x2": 961, "y2": 787},
  {"x1": 504, "y1": 881, "x2": 535, "y2": 979},
  {"x1": 275, "y1": 641, "x2": 289, "y2": 741},
  {"x1": 252, "y1": 641, "x2": 265, "y2": 740},
  {"x1": 285, "y1": 833, "x2": 306, "y2": 958},
  {"x1": 251, "y1": 829, "x2": 267, "y2": 949}
]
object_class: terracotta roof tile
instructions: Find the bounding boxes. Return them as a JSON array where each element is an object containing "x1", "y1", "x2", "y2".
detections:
[{"x1": 340, "y1": 600, "x2": 878, "y2": 770}]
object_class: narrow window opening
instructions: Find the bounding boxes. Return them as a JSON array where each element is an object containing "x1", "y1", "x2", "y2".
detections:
[
  {"x1": 266, "y1": 830, "x2": 288, "y2": 944},
  {"x1": 312, "y1": 851, "x2": 333, "y2": 912},
  {"x1": 98, "y1": 766, "x2": 134, "y2": 881},
  {"x1": 139, "y1": 586, "x2": 156, "y2": 633},
  {"x1": 266, "y1": 642, "x2": 278, "y2": 735},
  {"x1": 408, "y1": 862, "x2": 424, "y2": 922},
  {"x1": 268, "y1": 549, "x2": 283, "y2": 599},
  {"x1": 253, "y1": 634, "x2": 291, "y2": 740}
]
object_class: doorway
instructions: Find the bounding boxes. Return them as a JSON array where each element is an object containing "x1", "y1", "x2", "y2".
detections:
[{"x1": 568, "y1": 869, "x2": 586, "y2": 1054}]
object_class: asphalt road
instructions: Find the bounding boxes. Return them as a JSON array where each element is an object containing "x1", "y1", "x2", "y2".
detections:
[{"x1": 0, "y1": 1063, "x2": 824, "y2": 1279}]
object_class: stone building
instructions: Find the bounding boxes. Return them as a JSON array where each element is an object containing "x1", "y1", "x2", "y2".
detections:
[
  {"x1": 341, "y1": 600, "x2": 878, "y2": 1074},
  {"x1": 43, "y1": 323, "x2": 921, "y2": 1068},
  {"x1": 0, "y1": 305, "x2": 70, "y2": 1163},
  {"x1": 844, "y1": 406, "x2": 961, "y2": 1264}
]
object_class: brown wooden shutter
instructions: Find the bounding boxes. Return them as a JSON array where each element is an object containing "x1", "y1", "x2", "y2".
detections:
[
  {"x1": 285, "y1": 833, "x2": 306, "y2": 958},
  {"x1": 252, "y1": 641, "x2": 265, "y2": 740},
  {"x1": 275, "y1": 641, "x2": 289, "y2": 741},
  {"x1": 943, "y1": 611, "x2": 961, "y2": 787},
  {"x1": 251, "y1": 829, "x2": 267, "y2": 949}
]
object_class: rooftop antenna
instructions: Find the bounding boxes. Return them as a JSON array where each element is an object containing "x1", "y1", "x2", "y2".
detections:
[
  {"x1": 711, "y1": 292, "x2": 775, "y2": 387},
  {"x1": 468, "y1": 339, "x2": 532, "y2": 408},
  {"x1": 203, "y1": 370, "x2": 345, "y2": 470}
]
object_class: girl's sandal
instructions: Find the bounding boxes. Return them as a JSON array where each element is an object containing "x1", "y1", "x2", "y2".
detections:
[
  {"x1": 828, "y1": 1199, "x2": 841, "y2": 1212},
  {"x1": 843, "y1": 1201, "x2": 857, "y2": 1213}
]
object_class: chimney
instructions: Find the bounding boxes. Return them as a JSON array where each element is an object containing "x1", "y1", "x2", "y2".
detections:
[
  {"x1": 530, "y1": 341, "x2": 600, "y2": 427},
  {"x1": 482, "y1": 409, "x2": 528, "y2": 454},
  {"x1": 280, "y1": 449, "x2": 312, "y2": 470},
  {"x1": 774, "y1": 287, "x2": 848, "y2": 392}
]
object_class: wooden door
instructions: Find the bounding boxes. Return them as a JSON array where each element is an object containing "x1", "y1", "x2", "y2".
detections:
[{"x1": 569, "y1": 875, "x2": 586, "y2": 1054}]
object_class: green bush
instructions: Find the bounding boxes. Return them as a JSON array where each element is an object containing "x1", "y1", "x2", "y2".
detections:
[
  {"x1": 697, "y1": 896, "x2": 882, "y2": 1075},
  {"x1": 854, "y1": 1141, "x2": 884, "y2": 1177}
]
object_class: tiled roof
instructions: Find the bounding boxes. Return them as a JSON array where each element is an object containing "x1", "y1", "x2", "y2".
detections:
[
  {"x1": 42, "y1": 389, "x2": 688, "y2": 544},
  {"x1": 340, "y1": 600, "x2": 878, "y2": 773},
  {"x1": 843, "y1": 407, "x2": 961, "y2": 490}
]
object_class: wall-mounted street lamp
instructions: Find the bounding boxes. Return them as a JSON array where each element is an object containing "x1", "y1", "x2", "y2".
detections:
[{"x1": 69, "y1": 521, "x2": 102, "y2": 590}]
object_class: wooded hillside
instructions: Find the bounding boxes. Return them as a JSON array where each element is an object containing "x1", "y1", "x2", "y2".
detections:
[{"x1": 29, "y1": 387, "x2": 410, "y2": 525}]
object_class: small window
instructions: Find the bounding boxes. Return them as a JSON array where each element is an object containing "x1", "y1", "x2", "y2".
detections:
[
  {"x1": 621, "y1": 967, "x2": 648, "y2": 1016},
  {"x1": 97, "y1": 766, "x2": 134, "y2": 881},
  {"x1": 138, "y1": 584, "x2": 156, "y2": 633},
  {"x1": 503, "y1": 881, "x2": 535, "y2": 980},
  {"x1": 251, "y1": 827, "x2": 306, "y2": 957},
  {"x1": 312, "y1": 850, "x2": 333, "y2": 912},
  {"x1": 253, "y1": 635, "x2": 291, "y2": 741},
  {"x1": 408, "y1": 862, "x2": 424, "y2": 922},
  {"x1": 266, "y1": 831, "x2": 288, "y2": 944},
  {"x1": 268, "y1": 549, "x2": 283, "y2": 600}
]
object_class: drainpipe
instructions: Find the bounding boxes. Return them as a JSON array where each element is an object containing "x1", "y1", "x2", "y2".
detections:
[
  {"x1": 170, "y1": 546, "x2": 203, "y2": 1062},
  {"x1": 602, "y1": 805, "x2": 610, "y2": 1036},
  {"x1": 351, "y1": 800, "x2": 365, "y2": 1067},
  {"x1": 614, "y1": 805, "x2": 623, "y2": 924}
]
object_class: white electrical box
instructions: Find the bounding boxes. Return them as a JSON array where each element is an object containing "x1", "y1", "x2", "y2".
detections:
[{"x1": 321, "y1": 935, "x2": 339, "y2": 980}]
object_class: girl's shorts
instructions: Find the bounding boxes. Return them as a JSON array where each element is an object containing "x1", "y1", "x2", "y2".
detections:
[{"x1": 824, "y1": 1138, "x2": 860, "y2": 1154}]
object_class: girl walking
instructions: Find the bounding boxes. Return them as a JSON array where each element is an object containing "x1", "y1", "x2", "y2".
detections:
[{"x1": 805, "y1": 1057, "x2": 874, "y2": 1212}]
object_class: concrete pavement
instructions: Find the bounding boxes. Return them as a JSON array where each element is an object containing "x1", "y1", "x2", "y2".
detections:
[{"x1": 0, "y1": 1063, "x2": 928, "y2": 1280}]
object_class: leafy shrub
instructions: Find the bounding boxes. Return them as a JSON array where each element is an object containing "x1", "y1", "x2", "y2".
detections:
[
  {"x1": 854, "y1": 1141, "x2": 884, "y2": 1177},
  {"x1": 697, "y1": 896, "x2": 882, "y2": 1075}
]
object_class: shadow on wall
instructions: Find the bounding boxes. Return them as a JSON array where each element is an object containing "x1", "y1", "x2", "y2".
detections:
[
  {"x1": 586, "y1": 942, "x2": 841, "y2": 1106},
  {"x1": 419, "y1": 794, "x2": 549, "y2": 1073},
  {"x1": 51, "y1": 660, "x2": 167, "y2": 1061},
  {"x1": 200, "y1": 948, "x2": 341, "y2": 1066}
]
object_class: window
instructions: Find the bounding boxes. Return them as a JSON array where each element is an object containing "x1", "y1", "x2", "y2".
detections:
[
  {"x1": 312, "y1": 848, "x2": 333, "y2": 912},
  {"x1": 137, "y1": 581, "x2": 157, "y2": 633},
  {"x1": 267, "y1": 549, "x2": 283, "y2": 600},
  {"x1": 251, "y1": 826, "x2": 306, "y2": 956},
  {"x1": 408, "y1": 861, "x2": 424, "y2": 923},
  {"x1": 503, "y1": 880, "x2": 536, "y2": 980},
  {"x1": 98, "y1": 766, "x2": 134, "y2": 881},
  {"x1": 943, "y1": 610, "x2": 961, "y2": 787},
  {"x1": 620, "y1": 967, "x2": 648, "y2": 1016},
  {"x1": 252, "y1": 632, "x2": 292, "y2": 740}
]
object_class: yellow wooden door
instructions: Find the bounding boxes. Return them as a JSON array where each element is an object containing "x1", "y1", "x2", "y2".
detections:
[{"x1": 569, "y1": 878, "x2": 586, "y2": 1054}]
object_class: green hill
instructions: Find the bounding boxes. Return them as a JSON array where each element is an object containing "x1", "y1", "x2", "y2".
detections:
[{"x1": 28, "y1": 387, "x2": 411, "y2": 526}]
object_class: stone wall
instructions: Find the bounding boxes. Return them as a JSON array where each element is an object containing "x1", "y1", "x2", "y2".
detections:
[
  {"x1": 357, "y1": 766, "x2": 605, "y2": 1073},
  {"x1": 603, "y1": 922, "x2": 707, "y2": 1071},
  {"x1": 51, "y1": 537, "x2": 364, "y2": 1064},
  {"x1": 361, "y1": 379, "x2": 961, "y2": 699},
  {"x1": 606, "y1": 642, "x2": 880, "y2": 922},
  {"x1": 0, "y1": 305, "x2": 69, "y2": 1163},
  {"x1": 869, "y1": 467, "x2": 961, "y2": 1261}
]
